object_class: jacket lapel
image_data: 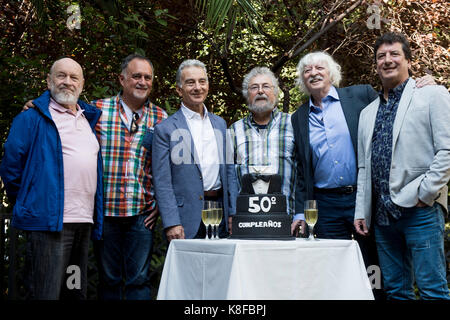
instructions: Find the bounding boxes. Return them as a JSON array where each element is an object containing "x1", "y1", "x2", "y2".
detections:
[
  {"x1": 298, "y1": 102, "x2": 310, "y2": 162},
  {"x1": 337, "y1": 88, "x2": 358, "y2": 152},
  {"x1": 392, "y1": 78, "x2": 415, "y2": 149},
  {"x1": 208, "y1": 113, "x2": 226, "y2": 180},
  {"x1": 364, "y1": 98, "x2": 380, "y2": 156},
  {"x1": 209, "y1": 114, "x2": 223, "y2": 157},
  {"x1": 172, "y1": 108, "x2": 201, "y2": 171}
]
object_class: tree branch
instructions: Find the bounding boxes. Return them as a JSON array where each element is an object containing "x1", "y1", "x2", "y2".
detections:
[
  {"x1": 170, "y1": 20, "x2": 241, "y2": 95},
  {"x1": 272, "y1": 0, "x2": 365, "y2": 73},
  {"x1": 292, "y1": 0, "x2": 364, "y2": 58}
]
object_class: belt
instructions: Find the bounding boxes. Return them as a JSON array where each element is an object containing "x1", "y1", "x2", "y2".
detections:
[
  {"x1": 314, "y1": 185, "x2": 356, "y2": 195},
  {"x1": 204, "y1": 188, "x2": 223, "y2": 199}
]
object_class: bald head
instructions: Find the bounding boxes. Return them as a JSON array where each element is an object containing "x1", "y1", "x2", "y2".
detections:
[
  {"x1": 49, "y1": 58, "x2": 83, "y2": 76},
  {"x1": 47, "y1": 58, "x2": 84, "y2": 109}
]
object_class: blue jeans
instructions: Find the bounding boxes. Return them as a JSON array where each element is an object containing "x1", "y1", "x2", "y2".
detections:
[
  {"x1": 95, "y1": 214, "x2": 154, "y2": 300},
  {"x1": 314, "y1": 191, "x2": 358, "y2": 240},
  {"x1": 25, "y1": 223, "x2": 91, "y2": 300},
  {"x1": 374, "y1": 203, "x2": 450, "y2": 300}
]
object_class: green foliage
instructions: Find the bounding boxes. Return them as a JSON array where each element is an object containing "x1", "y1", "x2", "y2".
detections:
[
  {"x1": 1, "y1": 0, "x2": 449, "y2": 299},
  {"x1": 195, "y1": 0, "x2": 261, "y2": 37}
]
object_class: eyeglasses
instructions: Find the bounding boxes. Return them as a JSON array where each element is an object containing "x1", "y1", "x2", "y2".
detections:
[
  {"x1": 130, "y1": 112, "x2": 140, "y2": 134},
  {"x1": 248, "y1": 84, "x2": 274, "y2": 93}
]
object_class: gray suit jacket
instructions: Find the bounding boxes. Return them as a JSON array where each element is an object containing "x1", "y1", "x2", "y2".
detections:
[
  {"x1": 152, "y1": 108, "x2": 237, "y2": 238},
  {"x1": 355, "y1": 79, "x2": 450, "y2": 227}
]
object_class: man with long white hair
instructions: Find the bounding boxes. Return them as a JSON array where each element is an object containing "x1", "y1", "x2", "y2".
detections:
[{"x1": 291, "y1": 51, "x2": 378, "y2": 243}]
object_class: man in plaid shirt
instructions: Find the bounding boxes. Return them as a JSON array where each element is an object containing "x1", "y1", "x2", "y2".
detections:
[
  {"x1": 92, "y1": 54, "x2": 167, "y2": 300},
  {"x1": 228, "y1": 67, "x2": 305, "y2": 235}
]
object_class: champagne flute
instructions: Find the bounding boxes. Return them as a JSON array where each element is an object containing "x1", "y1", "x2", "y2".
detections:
[
  {"x1": 209, "y1": 201, "x2": 217, "y2": 239},
  {"x1": 202, "y1": 200, "x2": 213, "y2": 240},
  {"x1": 304, "y1": 200, "x2": 318, "y2": 241},
  {"x1": 213, "y1": 202, "x2": 223, "y2": 240}
]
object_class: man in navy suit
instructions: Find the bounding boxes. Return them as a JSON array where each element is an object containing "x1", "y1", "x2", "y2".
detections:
[
  {"x1": 291, "y1": 51, "x2": 378, "y2": 240},
  {"x1": 152, "y1": 59, "x2": 237, "y2": 241},
  {"x1": 291, "y1": 52, "x2": 385, "y2": 300}
]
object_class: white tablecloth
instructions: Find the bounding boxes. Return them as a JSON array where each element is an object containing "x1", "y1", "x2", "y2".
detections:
[{"x1": 157, "y1": 238, "x2": 374, "y2": 300}]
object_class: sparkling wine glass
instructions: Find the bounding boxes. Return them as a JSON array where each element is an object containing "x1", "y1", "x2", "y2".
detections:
[
  {"x1": 304, "y1": 200, "x2": 318, "y2": 241},
  {"x1": 213, "y1": 202, "x2": 223, "y2": 240},
  {"x1": 202, "y1": 200, "x2": 213, "y2": 240}
]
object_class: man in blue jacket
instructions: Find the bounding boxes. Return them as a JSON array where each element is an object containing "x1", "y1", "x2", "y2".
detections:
[{"x1": 0, "y1": 57, "x2": 103, "y2": 300}]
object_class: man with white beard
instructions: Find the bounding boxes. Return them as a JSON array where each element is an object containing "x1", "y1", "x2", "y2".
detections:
[
  {"x1": 0, "y1": 57, "x2": 104, "y2": 299},
  {"x1": 228, "y1": 67, "x2": 305, "y2": 234}
]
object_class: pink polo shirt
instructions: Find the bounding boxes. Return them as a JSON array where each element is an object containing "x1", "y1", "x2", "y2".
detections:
[{"x1": 49, "y1": 99, "x2": 99, "y2": 224}]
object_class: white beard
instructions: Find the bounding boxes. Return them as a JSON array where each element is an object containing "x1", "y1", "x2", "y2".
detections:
[
  {"x1": 248, "y1": 99, "x2": 275, "y2": 113},
  {"x1": 248, "y1": 92, "x2": 276, "y2": 113},
  {"x1": 52, "y1": 90, "x2": 79, "y2": 105},
  {"x1": 49, "y1": 81, "x2": 80, "y2": 106}
]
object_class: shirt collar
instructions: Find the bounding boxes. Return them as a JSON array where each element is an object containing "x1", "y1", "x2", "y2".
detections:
[
  {"x1": 181, "y1": 102, "x2": 208, "y2": 120},
  {"x1": 308, "y1": 85, "x2": 339, "y2": 112},
  {"x1": 117, "y1": 91, "x2": 149, "y2": 113},
  {"x1": 120, "y1": 98, "x2": 143, "y2": 118},
  {"x1": 49, "y1": 97, "x2": 82, "y2": 115},
  {"x1": 248, "y1": 108, "x2": 280, "y2": 128},
  {"x1": 379, "y1": 78, "x2": 410, "y2": 102}
]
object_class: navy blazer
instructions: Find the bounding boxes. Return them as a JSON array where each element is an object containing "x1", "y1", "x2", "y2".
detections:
[
  {"x1": 291, "y1": 85, "x2": 378, "y2": 214},
  {"x1": 152, "y1": 108, "x2": 238, "y2": 238}
]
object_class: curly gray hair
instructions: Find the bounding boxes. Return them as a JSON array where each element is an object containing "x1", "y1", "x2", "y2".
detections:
[{"x1": 242, "y1": 66, "x2": 279, "y2": 103}]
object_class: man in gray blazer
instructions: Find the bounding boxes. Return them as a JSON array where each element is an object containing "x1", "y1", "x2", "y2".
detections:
[
  {"x1": 152, "y1": 59, "x2": 237, "y2": 242},
  {"x1": 354, "y1": 32, "x2": 450, "y2": 300}
]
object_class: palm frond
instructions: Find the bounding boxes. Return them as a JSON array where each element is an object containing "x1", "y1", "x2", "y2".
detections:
[{"x1": 195, "y1": 0, "x2": 261, "y2": 35}]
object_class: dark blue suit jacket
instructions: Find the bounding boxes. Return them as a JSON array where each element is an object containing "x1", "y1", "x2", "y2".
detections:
[
  {"x1": 152, "y1": 108, "x2": 238, "y2": 238},
  {"x1": 291, "y1": 85, "x2": 378, "y2": 214}
]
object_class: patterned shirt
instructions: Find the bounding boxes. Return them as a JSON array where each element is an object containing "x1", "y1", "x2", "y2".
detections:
[
  {"x1": 229, "y1": 109, "x2": 296, "y2": 215},
  {"x1": 92, "y1": 94, "x2": 167, "y2": 217},
  {"x1": 371, "y1": 78, "x2": 409, "y2": 226}
]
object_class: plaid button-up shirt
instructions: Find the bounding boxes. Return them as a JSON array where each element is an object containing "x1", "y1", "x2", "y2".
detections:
[
  {"x1": 92, "y1": 94, "x2": 167, "y2": 217},
  {"x1": 229, "y1": 109, "x2": 296, "y2": 215}
]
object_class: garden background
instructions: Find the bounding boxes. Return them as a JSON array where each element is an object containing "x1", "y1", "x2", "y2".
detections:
[{"x1": 0, "y1": 0, "x2": 448, "y2": 299}]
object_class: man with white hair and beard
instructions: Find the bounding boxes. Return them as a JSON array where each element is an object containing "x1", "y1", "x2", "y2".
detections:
[
  {"x1": 228, "y1": 67, "x2": 305, "y2": 234},
  {"x1": 0, "y1": 57, "x2": 104, "y2": 299}
]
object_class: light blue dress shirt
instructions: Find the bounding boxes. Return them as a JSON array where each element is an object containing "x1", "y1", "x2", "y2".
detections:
[
  {"x1": 294, "y1": 86, "x2": 356, "y2": 221},
  {"x1": 309, "y1": 86, "x2": 356, "y2": 188}
]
